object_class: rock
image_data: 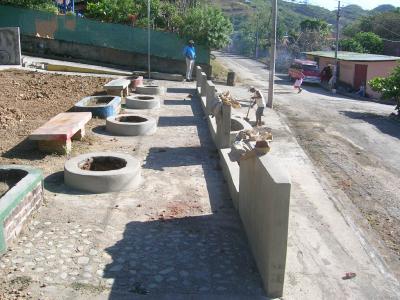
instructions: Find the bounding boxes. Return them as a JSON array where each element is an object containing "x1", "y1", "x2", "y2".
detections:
[
  {"x1": 77, "y1": 257, "x2": 90, "y2": 265},
  {"x1": 89, "y1": 249, "x2": 98, "y2": 256}
]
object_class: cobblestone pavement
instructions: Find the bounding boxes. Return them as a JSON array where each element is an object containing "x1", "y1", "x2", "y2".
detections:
[{"x1": 0, "y1": 80, "x2": 265, "y2": 299}]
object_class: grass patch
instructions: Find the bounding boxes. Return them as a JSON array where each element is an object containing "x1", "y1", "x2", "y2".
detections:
[{"x1": 211, "y1": 58, "x2": 232, "y2": 83}]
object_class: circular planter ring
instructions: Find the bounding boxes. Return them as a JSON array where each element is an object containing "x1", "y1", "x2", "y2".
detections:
[
  {"x1": 126, "y1": 94, "x2": 160, "y2": 109},
  {"x1": 136, "y1": 85, "x2": 164, "y2": 95},
  {"x1": 106, "y1": 114, "x2": 157, "y2": 136},
  {"x1": 64, "y1": 152, "x2": 141, "y2": 193}
]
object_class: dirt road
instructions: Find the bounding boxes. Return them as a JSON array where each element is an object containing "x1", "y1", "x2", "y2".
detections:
[{"x1": 215, "y1": 52, "x2": 400, "y2": 277}]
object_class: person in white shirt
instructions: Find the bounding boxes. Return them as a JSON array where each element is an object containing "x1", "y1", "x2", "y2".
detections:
[{"x1": 249, "y1": 87, "x2": 266, "y2": 126}]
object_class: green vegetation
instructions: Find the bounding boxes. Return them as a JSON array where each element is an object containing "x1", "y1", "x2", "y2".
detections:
[
  {"x1": 0, "y1": 0, "x2": 58, "y2": 13},
  {"x1": 0, "y1": 0, "x2": 233, "y2": 50},
  {"x1": 340, "y1": 32, "x2": 384, "y2": 54},
  {"x1": 180, "y1": 6, "x2": 233, "y2": 49},
  {"x1": 343, "y1": 10, "x2": 400, "y2": 41},
  {"x1": 369, "y1": 65, "x2": 400, "y2": 114}
]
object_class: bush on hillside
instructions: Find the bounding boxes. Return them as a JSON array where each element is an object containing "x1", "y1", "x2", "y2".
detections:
[{"x1": 0, "y1": 0, "x2": 58, "y2": 13}]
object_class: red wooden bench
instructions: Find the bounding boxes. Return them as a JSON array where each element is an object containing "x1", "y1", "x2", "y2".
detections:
[{"x1": 29, "y1": 112, "x2": 92, "y2": 154}]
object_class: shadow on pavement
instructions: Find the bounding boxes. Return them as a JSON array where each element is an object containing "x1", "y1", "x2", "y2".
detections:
[
  {"x1": 104, "y1": 217, "x2": 264, "y2": 298},
  {"x1": 104, "y1": 86, "x2": 265, "y2": 298},
  {"x1": 340, "y1": 110, "x2": 400, "y2": 139}
]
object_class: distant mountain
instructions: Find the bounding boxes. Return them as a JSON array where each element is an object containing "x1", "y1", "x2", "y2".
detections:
[
  {"x1": 209, "y1": 0, "x2": 398, "y2": 30},
  {"x1": 371, "y1": 4, "x2": 396, "y2": 13}
]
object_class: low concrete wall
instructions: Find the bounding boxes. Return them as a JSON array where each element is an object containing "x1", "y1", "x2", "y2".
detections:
[
  {"x1": 219, "y1": 149, "x2": 240, "y2": 208},
  {"x1": 21, "y1": 35, "x2": 212, "y2": 75},
  {"x1": 0, "y1": 166, "x2": 43, "y2": 254},
  {"x1": 239, "y1": 155, "x2": 291, "y2": 298},
  {"x1": 0, "y1": 27, "x2": 21, "y2": 65},
  {"x1": 196, "y1": 65, "x2": 292, "y2": 298}
]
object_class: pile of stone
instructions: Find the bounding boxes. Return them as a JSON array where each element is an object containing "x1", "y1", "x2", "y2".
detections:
[{"x1": 0, "y1": 106, "x2": 24, "y2": 129}]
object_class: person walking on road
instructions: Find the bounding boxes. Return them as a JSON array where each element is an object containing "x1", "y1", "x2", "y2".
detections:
[
  {"x1": 249, "y1": 87, "x2": 266, "y2": 127},
  {"x1": 183, "y1": 40, "x2": 196, "y2": 81},
  {"x1": 294, "y1": 71, "x2": 305, "y2": 93}
]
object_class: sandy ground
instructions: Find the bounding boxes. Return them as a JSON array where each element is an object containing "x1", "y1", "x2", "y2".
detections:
[{"x1": 0, "y1": 69, "x2": 265, "y2": 299}]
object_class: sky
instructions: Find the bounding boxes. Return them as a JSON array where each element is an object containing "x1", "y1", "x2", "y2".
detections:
[{"x1": 305, "y1": 0, "x2": 400, "y2": 10}]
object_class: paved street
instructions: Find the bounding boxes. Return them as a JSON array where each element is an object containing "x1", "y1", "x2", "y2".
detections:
[{"x1": 215, "y1": 51, "x2": 400, "y2": 296}]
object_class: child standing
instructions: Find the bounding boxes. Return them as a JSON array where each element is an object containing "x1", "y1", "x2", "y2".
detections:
[
  {"x1": 294, "y1": 71, "x2": 305, "y2": 93},
  {"x1": 249, "y1": 87, "x2": 266, "y2": 127}
]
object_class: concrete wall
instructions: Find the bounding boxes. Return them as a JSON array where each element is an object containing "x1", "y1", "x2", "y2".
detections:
[
  {"x1": 365, "y1": 60, "x2": 398, "y2": 98},
  {"x1": 338, "y1": 60, "x2": 354, "y2": 86},
  {"x1": 0, "y1": 27, "x2": 21, "y2": 65},
  {"x1": 21, "y1": 35, "x2": 211, "y2": 75},
  {"x1": 196, "y1": 65, "x2": 292, "y2": 298},
  {"x1": 239, "y1": 155, "x2": 291, "y2": 298}
]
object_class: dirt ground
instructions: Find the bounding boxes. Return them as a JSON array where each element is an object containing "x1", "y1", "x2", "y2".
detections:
[{"x1": 0, "y1": 69, "x2": 109, "y2": 164}]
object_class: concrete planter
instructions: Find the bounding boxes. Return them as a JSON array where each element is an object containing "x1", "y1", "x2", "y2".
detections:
[
  {"x1": 0, "y1": 165, "x2": 43, "y2": 254},
  {"x1": 136, "y1": 85, "x2": 164, "y2": 95},
  {"x1": 74, "y1": 95, "x2": 121, "y2": 119},
  {"x1": 230, "y1": 116, "x2": 253, "y2": 143},
  {"x1": 126, "y1": 94, "x2": 160, "y2": 109},
  {"x1": 64, "y1": 152, "x2": 141, "y2": 193},
  {"x1": 106, "y1": 114, "x2": 157, "y2": 136}
]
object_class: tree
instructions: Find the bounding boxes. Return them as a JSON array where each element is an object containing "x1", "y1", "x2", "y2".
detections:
[
  {"x1": 369, "y1": 65, "x2": 400, "y2": 115},
  {"x1": 296, "y1": 19, "x2": 330, "y2": 52},
  {"x1": 353, "y1": 32, "x2": 383, "y2": 54},
  {"x1": 180, "y1": 6, "x2": 233, "y2": 49},
  {"x1": 343, "y1": 10, "x2": 400, "y2": 41},
  {"x1": 339, "y1": 38, "x2": 364, "y2": 53}
]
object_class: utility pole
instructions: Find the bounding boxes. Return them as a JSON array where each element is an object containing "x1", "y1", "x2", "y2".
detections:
[
  {"x1": 255, "y1": 18, "x2": 259, "y2": 59},
  {"x1": 333, "y1": 0, "x2": 341, "y2": 90},
  {"x1": 267, "y1": 0, "x2": 277, "y2": 108},
  {"x1": 147, "y1": 0, "x2": 151, "y2": 79}
]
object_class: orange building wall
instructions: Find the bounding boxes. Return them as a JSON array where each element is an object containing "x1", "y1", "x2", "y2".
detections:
[
  {"x1": 306, "y1": 54, "x2": 399, "y2": 98},
  {"x1": 365, "y1": 61, "x2": 398, "y2": 97}
]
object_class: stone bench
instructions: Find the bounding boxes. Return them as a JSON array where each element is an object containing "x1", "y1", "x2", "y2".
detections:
[
  {"x1": 104, "y1": 78, "x2": 131, "y2": 97},
  {"x1": 29, "y1": 112, "x2": 92, "y2": 154}
]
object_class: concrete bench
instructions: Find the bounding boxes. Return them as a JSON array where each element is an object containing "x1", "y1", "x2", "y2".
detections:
[
  {"x1": 29, "y1": 112, "x2": 92, "y2": 154},
  {"x1": 104, "y1": 78, "x2": 131, "y2": 97}
]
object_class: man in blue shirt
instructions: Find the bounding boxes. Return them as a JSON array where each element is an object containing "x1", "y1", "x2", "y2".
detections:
[{"x1": 183, "y1": 40, "x2": 196, "y2": 81}]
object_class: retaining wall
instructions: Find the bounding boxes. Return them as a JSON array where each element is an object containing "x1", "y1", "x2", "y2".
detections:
[{"x1": 0, "y1": 5, "x2": 211, "y2": 74}]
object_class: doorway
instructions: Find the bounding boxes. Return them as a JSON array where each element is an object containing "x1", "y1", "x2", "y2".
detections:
[{"x1": 354, "y1": 64, "x2": 368, "y2": 90}]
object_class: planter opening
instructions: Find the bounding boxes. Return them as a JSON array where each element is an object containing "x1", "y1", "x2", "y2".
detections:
[
  {"x1": 0, "y1": 169, "x2": 28, "y2": 198},
  {"x1": 137, "y1": 96, "x2": 154, "y2": 100},
  {"x1": 79, "y1": 156, "x2": 127, "y2": 171},
  {"x1": 231, "y1": 119, "x2": 245, "y2": 131},
  {"x1": 116, "y1": 116, "x2": 148, "y2": 123},
  {"x1": 86, "y1": 96, "x2": 114, "y2": 106}
]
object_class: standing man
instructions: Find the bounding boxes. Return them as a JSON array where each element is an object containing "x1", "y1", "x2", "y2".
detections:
[
  {"x1": 249, "y1": 87, "x2": 266, "y2": 127},
  {"x1": 183, "y1": 40, "x2": 196, "y2": 81}
]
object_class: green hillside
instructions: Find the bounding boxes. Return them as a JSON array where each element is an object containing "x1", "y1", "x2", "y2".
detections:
[{"x1": 207, "y1": 0, "x2": 397, "y2": 31}]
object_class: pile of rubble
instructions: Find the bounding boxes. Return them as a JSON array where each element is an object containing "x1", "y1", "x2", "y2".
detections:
[{"x1": 0, "y1": 106, "x2": 24, "y2": 130}]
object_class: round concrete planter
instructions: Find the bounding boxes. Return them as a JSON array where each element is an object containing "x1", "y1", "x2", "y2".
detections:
[
  {"x1": 64, "y1": 152, "x2": 141, "y2": 193},
  {"x1": 106, "y1": 114, "x2": 157, "y2": 136},
  {"x1": 136, "y1": 85, "x2": 164, "y2": 95},
  {"x1": 126, "y1": 94, "x2": 160, "y2": 109}
]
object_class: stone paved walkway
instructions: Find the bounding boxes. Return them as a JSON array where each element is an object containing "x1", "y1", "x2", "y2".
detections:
[{"x1": 0, "y1": 81, "x2": 265, "y2": 299}]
